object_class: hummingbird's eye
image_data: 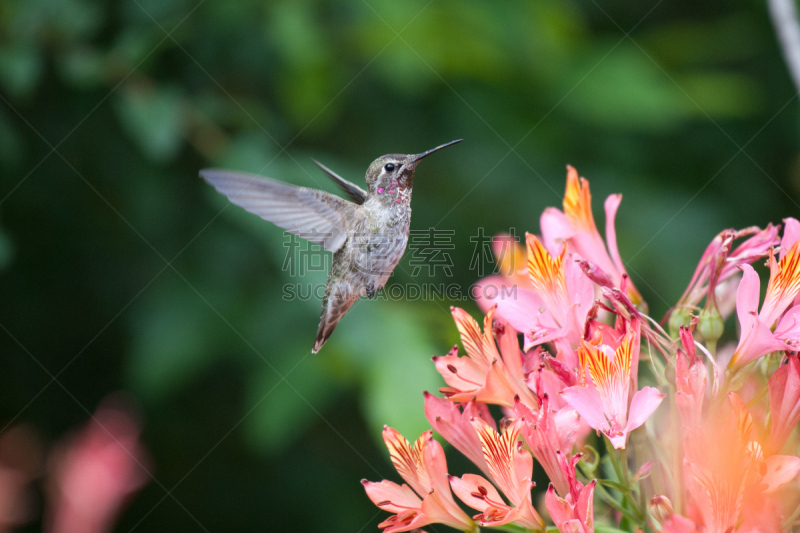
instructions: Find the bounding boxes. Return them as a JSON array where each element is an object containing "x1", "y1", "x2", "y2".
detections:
[{"x1": 384, "y1": 163, "x2": 395, "y2": 172}]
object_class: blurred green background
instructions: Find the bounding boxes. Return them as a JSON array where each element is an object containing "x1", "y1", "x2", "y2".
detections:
[{"x1": 1, "y1": 0, "x2": 799, "y2": 530}]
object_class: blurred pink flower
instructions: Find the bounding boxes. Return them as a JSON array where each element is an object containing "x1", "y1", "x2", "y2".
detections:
[
  {"x1": 661, "y1": 513, "x2": 701, "y2": 533},
  {"x1": 561, "y1": 322, "x2": 664, "y2": 449},
  {"x1": 449, "y1": 419, "x2": 545, "y2": 531},
  {"x1": 362, "y1": 428, "x2": 474, "y2": 533},
  {"x1": 46, "y1": 403, "x2": 149, "y2": 533},
  {"x1": 682, "y1": 393, "x2": 800, "y2": 533}
]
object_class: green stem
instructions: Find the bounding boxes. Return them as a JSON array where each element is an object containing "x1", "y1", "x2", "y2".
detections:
[
  {"x1": 604, "y1": 436, "x2": 624, "y2": 485},
  {"x1": 706, "y1": 339, "x2": 717, "y2": 357},
  {"x1": 620, "y1": 447, "x2": 630, "y2": 488},
  {"x1": 598, "y1": 492, "x2": 642, "y2": 524},
  {"x1": 603, "y1": 436, "x2": 646, "y2": 524}
]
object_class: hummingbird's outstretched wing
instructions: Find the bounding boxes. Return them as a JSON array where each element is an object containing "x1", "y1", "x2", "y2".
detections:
[
  {"x1": 200, "y1": 169, "x2": 356, "y2": 252},
  {"x1": 311, "y1": 159, "x2": 367, "y2": 205}
]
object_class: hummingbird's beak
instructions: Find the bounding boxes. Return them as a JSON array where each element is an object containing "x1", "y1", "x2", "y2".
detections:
[{"x1": 409, "y1": 139, "x2": 463, "y2": 164}]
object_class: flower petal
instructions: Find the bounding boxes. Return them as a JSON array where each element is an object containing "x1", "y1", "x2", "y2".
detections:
[
  {"x1": 382, "y1": 427, "x2": 431, "y2": 497},
  {"x1": 424, "y1": 393, "x2": 492, "y2": 477},
  {"x1": 624, "y1": 386, "x2": 665, "y2": 434},
  {"x1": 362, "y1": 479, "x2": 422, "y2": 513},
  {"x1": 433, "y1": 353, "x2": 485, "y2": 393},
  {"x1": 540, "y1": 207, "x2": 574, "y2": 255},
  {"x1": 736, "y1": 264, "x2": 760, "y2": 336},
  {"x1": 420, "y1": 440, "x2": 474, "y2": 531},
  {"x1": 761, "y1": 243, "x2": 800, "y2": 326},
  {"x1": 761, "y1": 455, "x2": 800, "y2": 493},
  {"x1": 544, "y1": 484, "x2": 572, "y2": 528},
  {"x1": 781, "y1": 217, "x2": 800, "y2": 259},
  {"x1": 553, "y1": 406, "x2": 581, "y2": 453},
  {"x1": 560, "y1": 385, "x2": 605, "y2": 432},
  {"x1": 604, "y1": 193, "x2": 624, "y2": 275},
  {"x1": 449, "y1": 473, "x2": 504, "y2": 512}
]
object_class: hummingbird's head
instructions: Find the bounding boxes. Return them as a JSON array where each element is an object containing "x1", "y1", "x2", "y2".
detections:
[{"x1": 365, "y1": 140, "x2": 462, "y2": 201}]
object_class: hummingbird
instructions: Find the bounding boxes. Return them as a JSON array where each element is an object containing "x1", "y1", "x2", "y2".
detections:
[{"x1": 200, "y1": 139, "x2": 462, "y2": 353}]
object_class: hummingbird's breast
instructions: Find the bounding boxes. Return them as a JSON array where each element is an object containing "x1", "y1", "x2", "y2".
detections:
[{"x1": 340, "y1": 200, "x2": 411, "y2": 289}]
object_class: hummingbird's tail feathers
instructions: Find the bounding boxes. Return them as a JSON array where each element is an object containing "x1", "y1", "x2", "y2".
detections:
[
  {"x1": 311, "y1": 159, "x2": 367, "y2": 204},
  {"x1": 200, "y1": 169, "x2": 356, "y2": 253},
  {"x1": 312, "y1": 282, "x2": 358, "y2": 353}
]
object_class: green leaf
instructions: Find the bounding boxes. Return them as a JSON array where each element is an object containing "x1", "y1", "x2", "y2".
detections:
[
  {"x1": 339, "y1": 301, "x2": 444, "y2": 443},
  {"x1": 0, "y1": 46, "x2": 43, "y2": 98},
  {"x1": 115, "y1": 84, "x2": 186, "y2": 162},
  {"x1": 126, "y1": 281, "x2": 222, "y2": 400},
  {"x1": 598, "y1": 478, "x2": 630, "y2": 493},
  {"x1": 58, "y1": 47, "x2": 105, "y2": 89},
  {"x1": 562, "y1": 44, "x2": 690, "y2": 131},
  {"x1": 244, "y1": 356, "x2": 343, "y2": 455}
]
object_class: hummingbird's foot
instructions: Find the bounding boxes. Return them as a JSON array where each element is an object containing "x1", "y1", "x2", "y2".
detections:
[{"x1": 366, "y1": 281, "x2": 376, "y2": 299}]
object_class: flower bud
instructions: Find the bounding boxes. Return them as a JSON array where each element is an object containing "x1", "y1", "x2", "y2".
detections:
[
  {"x1": 649, "y1": 494, "x2": 673, "y2": 524},
  {"x1": 668, "y1": 308, "x2": 692, "y2": 339},
  {"x1": 579, "y1": 445, "x2": 600, "y2": 473},
  {"x1": 697, "y1": 307, "x2": 724, "y2": 344}
]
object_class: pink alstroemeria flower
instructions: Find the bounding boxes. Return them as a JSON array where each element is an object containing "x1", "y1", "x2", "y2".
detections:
[
  {"x1": 423, "y1": 392, "x2": 494, "y2": 479},
  {"x1": 513, "y1": 395, "x2": 580, "y2": 497},
  {"x1": 561, "y1": 326, "x2": 665, "y2": 449},
  {"x1": 675, "y1": 225, "x2": 780, "y2": 315},
  {"x1": 540, "y1": 165, "x2": 643, "y2": 306},
  {"x1": 46, "y1": 404, "x2": 149, "y2": 533},
  {"x1": 474, "y1": 233, "x2": 530, "y2": 315},
  {"x1": 490, "y1": 234, "x2": 593, "y2": 353},
  {"x1": 545, "y1": 472, "x2": 596, "y2": 533},
  {"x1": 728, "y1": 242, "x2": 800, "y2": 371},
  {"x1": 362, "y1": 428, "x2": 474, "y2": 533},
  {"x1": 434, "y1": 306, "x2": 537, "y2": 408},
  {"x1": 674, "y1": 326, "x2": 707, "y2": 429},
  {"x1": 449, "y1": 419, "x2": 545, "y2": 531},
  {"x1": 767, "y1": 354, "x2": 800, "y2": 454}
]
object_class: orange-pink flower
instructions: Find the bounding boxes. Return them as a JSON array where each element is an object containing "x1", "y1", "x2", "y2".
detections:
[
  {"x1": 487, "y1": 234, "x2": 594, "y2": 356},
  {"x1": 423, "y1": 392, "x2": 494, "y2": 479},
  {"x1": 561, "y1": 322, "x2": 664, "y2": 449},
  {"x1": 540, "y1": 166, "x2": 643, "y2": 306},
  {"x1": 433, "y1": 306, "x2": 536, "y2": 408},
  {"x1": 545, "y1": 473, "x2": 596, "y2": 533},
  {"x1": 728, "y1": 242, "x2": 800, "y2": 370},
  {"x1": 449, "y1": 419, "x2": 545, "y2": 531},
  {"x1": 676, "y1": 225, "x2": 779, "y2": 314},
  {"x1": 362, "y1": 428, "x2": 474, "y2": 533},
  {"x1": 513, "y1": 395, "x2": 580, "y2": 497}
]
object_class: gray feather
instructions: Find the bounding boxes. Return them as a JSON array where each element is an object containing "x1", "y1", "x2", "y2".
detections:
[
  {"x1": 200, "y1": 169, "x2": 356, "y2": 252},
  {"x1": 312, "y1": 159, "x2": 367, "y2": 204}
]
